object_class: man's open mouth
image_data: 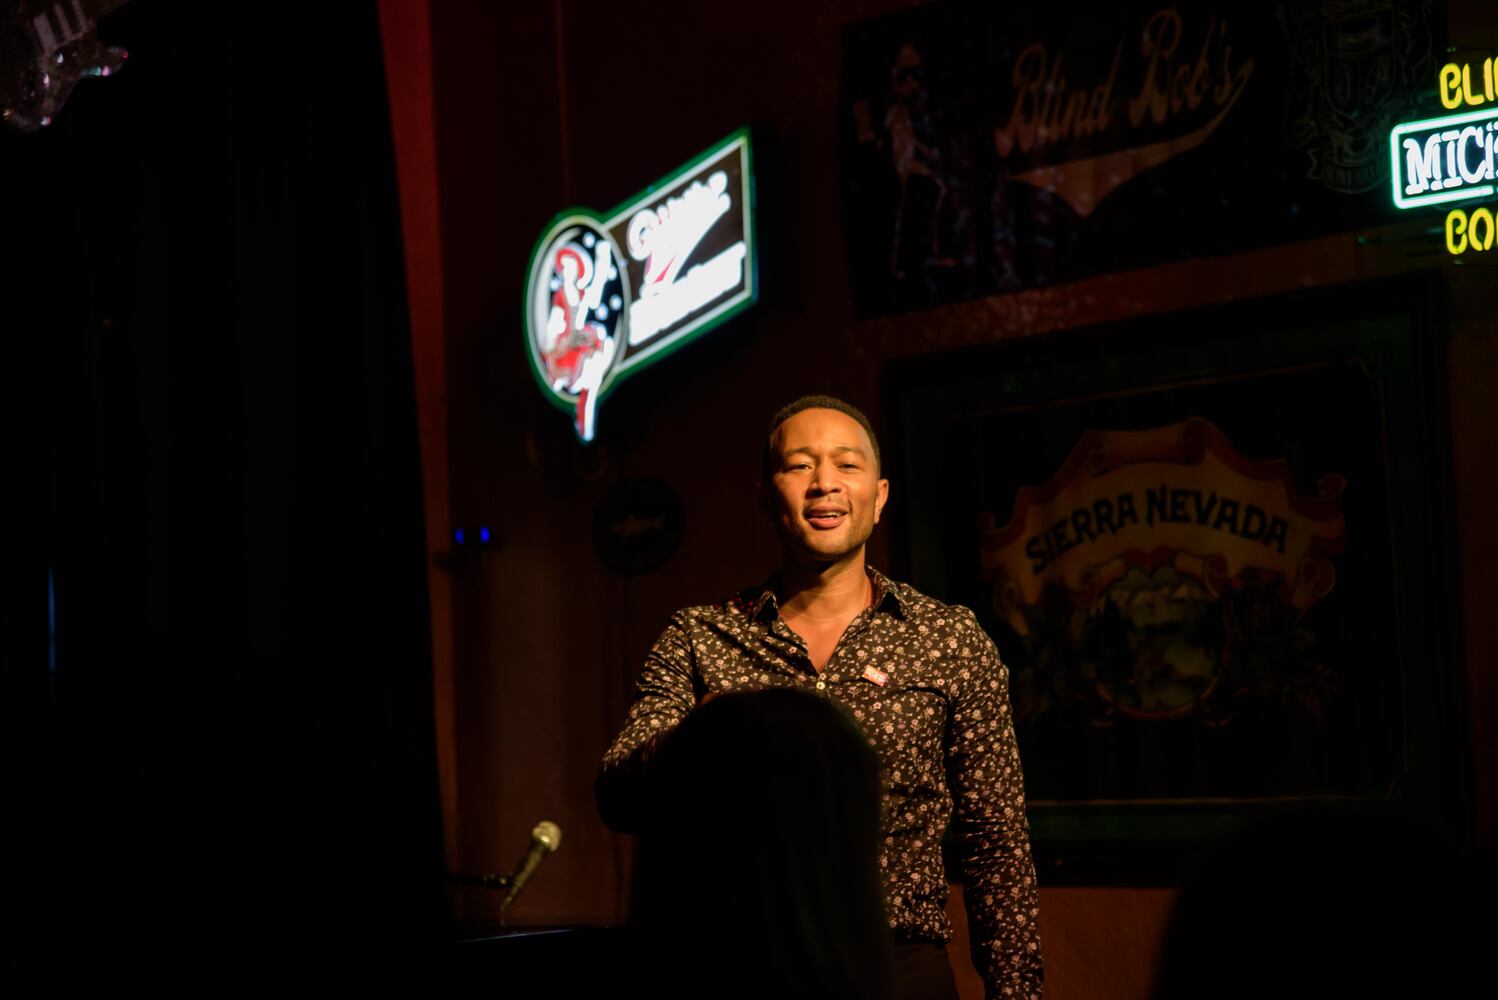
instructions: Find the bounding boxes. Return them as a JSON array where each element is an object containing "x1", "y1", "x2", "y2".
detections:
[{"x1": 805, "y1": 509, "x2": 848, "y2": 529}]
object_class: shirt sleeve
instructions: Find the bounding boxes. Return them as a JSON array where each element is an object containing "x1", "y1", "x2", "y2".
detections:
[
  {"x1": 946, "y1": 608, "x2": 1044, "y2": 999},
  {"x1": 594, "y1": 611, "x2": 698, "y2": 833}
]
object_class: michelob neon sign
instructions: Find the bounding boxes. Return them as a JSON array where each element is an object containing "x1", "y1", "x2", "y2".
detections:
[
  {"x1": 523, "y1": 130, "x2": 757, "y2": 443},
  {"x1": 1389, "y1": 57, "x2": 1498, "y2": 254}
]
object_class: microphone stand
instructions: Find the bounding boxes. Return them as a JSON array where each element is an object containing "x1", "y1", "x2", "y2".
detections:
[
  {"x1": 448, "y1": 871, "x2": 514, "y2": 891},
  {"x1": 447, "y1": 871, "x2": 516, "y2": 927}
]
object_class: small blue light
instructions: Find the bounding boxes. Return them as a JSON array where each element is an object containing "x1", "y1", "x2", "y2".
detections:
[
  {"x1": 479, "y1": 527, "x2": 491, "y2": 543},
  {"x1": 455, "y1": 528, "x2": 466, "y2": 545}
]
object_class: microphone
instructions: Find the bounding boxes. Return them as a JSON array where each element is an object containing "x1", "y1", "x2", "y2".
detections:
[{"x1": 499, "y1": 820, "x2": 563, "y2": 915}]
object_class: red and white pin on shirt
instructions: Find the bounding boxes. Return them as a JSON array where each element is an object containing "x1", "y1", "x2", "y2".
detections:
[{"x1": 861, "y1": 665, "x2": 888, "y2": 687}]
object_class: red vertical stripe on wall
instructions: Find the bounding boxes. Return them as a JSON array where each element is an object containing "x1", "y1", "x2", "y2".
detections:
[{"x1": 376, "y1": 0, "x2": 460, "y2": 892}]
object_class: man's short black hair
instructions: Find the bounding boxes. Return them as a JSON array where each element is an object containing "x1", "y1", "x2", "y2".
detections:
[{"x1": 762, "y1": 395, "x2": 882, "y2": 482}]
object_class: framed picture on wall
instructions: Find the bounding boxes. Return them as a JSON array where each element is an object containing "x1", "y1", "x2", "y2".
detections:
[{"x1": 885, "y1": 276, "x2": 1469, "y2": 884}]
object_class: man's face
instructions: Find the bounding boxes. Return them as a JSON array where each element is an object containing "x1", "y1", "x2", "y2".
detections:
[{"x1": 764, "y1": 408, "x2": 889, "y2": 564}]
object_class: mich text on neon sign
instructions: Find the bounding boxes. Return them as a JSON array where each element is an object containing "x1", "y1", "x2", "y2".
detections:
[{"x1": 1390, "y1": 109, "x2": 1498, "y2": 209}]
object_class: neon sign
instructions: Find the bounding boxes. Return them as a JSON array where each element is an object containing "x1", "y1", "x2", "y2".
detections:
[
  {"x1": 1389, "y1": 108, "x2": 1498, "y2": 210},
  {"x1": 523, "y1": 130, "x2": 756, "y2": 442},
  {"x1": 1389, "y1": 58, "x2": 1498, "y2": 254},
  {"x1": 1437, "y1": 58, "x2": 1497, "y2": 110}
]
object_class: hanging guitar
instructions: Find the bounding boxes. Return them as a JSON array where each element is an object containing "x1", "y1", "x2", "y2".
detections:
[{"x1": 1, "y1": 0, "x2": 130, "y2": 131}]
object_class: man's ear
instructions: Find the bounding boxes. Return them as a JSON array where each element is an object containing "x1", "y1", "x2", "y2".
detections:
[{"x1": 874, "y1": 478, "x2": 890, "y2": 524}]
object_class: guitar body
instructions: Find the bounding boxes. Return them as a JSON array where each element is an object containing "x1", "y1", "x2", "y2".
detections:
[{"x1": 1, "y1": 0, "x2": 129, "y2": 131}]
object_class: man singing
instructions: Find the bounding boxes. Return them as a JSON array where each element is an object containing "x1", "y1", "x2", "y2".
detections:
[{"x1": 597, "y1": 396, "x2": 1043, "y2": 999}]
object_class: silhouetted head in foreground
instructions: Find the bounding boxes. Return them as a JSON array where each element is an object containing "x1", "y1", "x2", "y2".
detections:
[{"x1": 627, "y1": 688, "x2": 893, "y2": 1000}]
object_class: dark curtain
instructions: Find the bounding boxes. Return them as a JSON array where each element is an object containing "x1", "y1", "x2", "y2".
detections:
[{"x1": 1, "y1": 1, "x2": 447, "y2": 992}]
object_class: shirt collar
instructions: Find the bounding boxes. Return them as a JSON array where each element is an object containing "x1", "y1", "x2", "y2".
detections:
[{"x1": 750, "y1": 565, "x2": 906, "y2": 622}]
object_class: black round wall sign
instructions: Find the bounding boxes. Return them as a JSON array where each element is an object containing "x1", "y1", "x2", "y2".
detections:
[{"x1": 592, "y1": 478, "x2": 685, "y2": 575}]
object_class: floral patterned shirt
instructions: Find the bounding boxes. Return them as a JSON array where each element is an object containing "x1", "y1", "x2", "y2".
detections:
[{"x1": 597, "y1": 566, "x2": 1044, "y2": 998}]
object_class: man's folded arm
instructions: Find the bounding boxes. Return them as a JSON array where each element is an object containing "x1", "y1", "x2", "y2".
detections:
[
  {"x1": 594, "y1": 612, "x2": 697, "y2": 833},
  {"x1": 946, "y1": 610, "x2": 1044, "y2": 999}
]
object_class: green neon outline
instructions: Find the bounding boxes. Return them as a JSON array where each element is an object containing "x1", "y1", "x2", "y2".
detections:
[
  {"x1": 1389, "y1": 107, "x2": 1498, "y2": 210},
  {"x1": 521, "y1": 128, "x2": 758, "y2": 439},
  {"x1": 521, "y1": 209, "x2": 626, "y2": 421}
]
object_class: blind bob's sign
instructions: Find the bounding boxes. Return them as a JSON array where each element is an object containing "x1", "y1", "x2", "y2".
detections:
[
  {"x1": 524, "y1": 130, "x2": 757, "y2": 443},
  {"x1": 1389, "y1": 57, "x2": 1498, "y2": 254}
]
